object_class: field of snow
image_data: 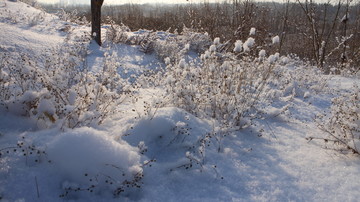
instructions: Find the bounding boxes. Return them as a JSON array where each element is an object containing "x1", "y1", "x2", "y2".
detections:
[{"x1": 0, "y1": 1, "x2": 360, "y2": 201}]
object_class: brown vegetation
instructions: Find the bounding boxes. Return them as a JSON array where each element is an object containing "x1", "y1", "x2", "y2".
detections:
[{"x1": 43, "y1": 0, "x2": 360, "y2": 72}]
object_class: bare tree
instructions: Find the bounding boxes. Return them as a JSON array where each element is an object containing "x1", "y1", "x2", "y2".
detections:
[
  {"x1": 296, "y1": 0, "x2": 341, "y2": 72},
  {"x1": 340, "y1": 0, "x2": 351, "y2": 66},
  {"x1": 279, "y1": 0, "x2": 291, "y2": 53},
  {"x1": 91, "y1": 0, "x2": 104, "y2": 46}
]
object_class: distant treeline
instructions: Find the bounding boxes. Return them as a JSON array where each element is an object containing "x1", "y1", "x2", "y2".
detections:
[{"x1": 43, "y1": 1, "x2": 360, "y2": 70}]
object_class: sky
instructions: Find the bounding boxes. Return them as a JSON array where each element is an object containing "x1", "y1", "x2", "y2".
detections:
[{"x1": 37, "y1": 0, "x2": 225, "y2": 5}]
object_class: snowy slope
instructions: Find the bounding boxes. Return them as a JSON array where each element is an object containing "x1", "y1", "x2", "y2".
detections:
[
  {"x1": 0, "y1": 0, "x2": 66, "y2": 55},
  {"x1": 1, "y1": 1, "x2": 360, "y2": 202},
  {"x1": 0, "y1": 22, "x2": 62, "y2": 54}
]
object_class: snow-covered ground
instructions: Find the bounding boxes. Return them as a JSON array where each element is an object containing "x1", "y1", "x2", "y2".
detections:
[
  {"x1": 0, "y1": 1, "x2": 66, "y2": 54},
  {"x1": 1, "y1": 1, "x2": 360, "y2": 201}
]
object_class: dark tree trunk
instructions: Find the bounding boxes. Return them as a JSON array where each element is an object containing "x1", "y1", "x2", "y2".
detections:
[{"x1": 91, "y1": 0, "x2": 104, "y2": 46}]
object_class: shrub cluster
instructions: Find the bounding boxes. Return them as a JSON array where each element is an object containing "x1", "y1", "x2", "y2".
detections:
[
  {"x1": 56, "y1": 8, "x2": 89, "y2": 25},
  {"x1": 105, "y1": 23, "x2": 212, "y2": 63},
  {"x1": 0, "y1": 33, "x2": 129, "y2": 129},
  {"x1": 160, "y1": 35, "x2": 283, "y2": 129},
  {"x1": 311, "y1": 86, "x2": 360, "y2": 155}
]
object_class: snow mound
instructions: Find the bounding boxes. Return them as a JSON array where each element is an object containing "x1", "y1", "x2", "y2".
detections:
[{"x1": 47, "y1": 127, "x2": 142, "y2": 184}]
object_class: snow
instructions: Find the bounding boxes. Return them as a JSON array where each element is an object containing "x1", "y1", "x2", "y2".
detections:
[
  {"x1": 327, "y1": 75, "x2": 359, "y2": 90},
  {"x1": 213, "y1": 37, "x2": 220, "y2": 45},
  {"x1": 178, "y1": 58, "x2": 186, "y2": 68},
  {"x1": 243, "y1": 37, "x2": 255, "y2": 52},
  {"x1": 340, "y1": 13, "x2": 350, "y2": 23},
  {"x1": 1, "y1": 1, "x2": 360, "y2": 202},
  {"x1": 47, "y1": 127, "x2": 142, "y2": 183},
  {"x1": 0, "y1": 22, "x2": 63, "y2": 55},
  {"x1": 0, "y1": 0, "x2": 66, "y2": 55},
  {"x1": 281, "y1": 56, "x2": 290, "y2": 64},
  {"x1": 249, "y1": 27, "x2": 256, "y2": 35},
  {"x1": 233, "y1": 40, "x2": 242, "y2": 52},
  {"x1": 209, "y1": 44, "x2": 216, "y2": 52},
  {"x1": 37, "y1": 98, "x2": 55, "y2": 115},
  {"x1": 184, "y1": 43, "x2": 190, "y2": 51},
  {"x1": 111, "y1": 44, "x2": 163, "y2": 79},
  {"x1": 259, "y1": 49, "x2": 266, "y2": 58},
  {"x1": 268, "y1": 52, "x2": 280, "y2": 63},
  {"x1": 272, "y1": 35, "x2": 280, "y2": 44},
  {"x1": 68, "y1": 89, "x2": 77, "y2": 105}
]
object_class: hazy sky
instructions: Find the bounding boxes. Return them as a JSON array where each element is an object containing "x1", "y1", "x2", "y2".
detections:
[{"x1": 37, "y1": 0, "x2": 225, "y2": 5}]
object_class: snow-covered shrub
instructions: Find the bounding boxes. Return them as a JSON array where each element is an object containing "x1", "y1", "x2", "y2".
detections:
[
  {"x1": 56, "y1": 9, "x2": 88, "y2": 25},
  {"x1": 272, "y1": 35, "x2": 280, "y2": 44},
  {"x1": 134, "y1": 31, "x2": 159, "y2": 54},
  {"x1": 233, "y1": 40, "x2": 243, "y2": 52},
  {"x1": 105, "y1": 22, "x2": 131, "y2": 44},
  {"x1": 268, "y1": 56, "x2": 329, "y2": 99},
  {"x1": 179, "y1": 26, "x2": 212, "y2": 54},
  {"x1": 160, "y1": 36, "x2": 283, "y2": 129},
  {"x1": 153, "y1": 28, "x2": 211, "y2": 64},
  {"x1": 0, "y1": 34, "x2": 129, "y2": 129},
  {"x1": 155, "y1": 29, "x2": 327, "y2": 130},
  {"x1": 311, "y1": 85, "x2": 360, "y2": 155},
  {"x1": 153, "y1": 38, "x2": 182, "y2": 63},
  {"x1": 106, "y1": 23, "x2": 160, "y2": 54},
  {"x1": 330, "y1": 64, "x2": 360, "y2": 78},
  {"x1": 107, "y1": 27, "x2": 188, "y2": 63},
  {"x1": 105, "y1": 23, "x2": 211, "y2": 64},
  {"x1": 243, "y1": 37, "x2": 255, "y2": 52}
]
